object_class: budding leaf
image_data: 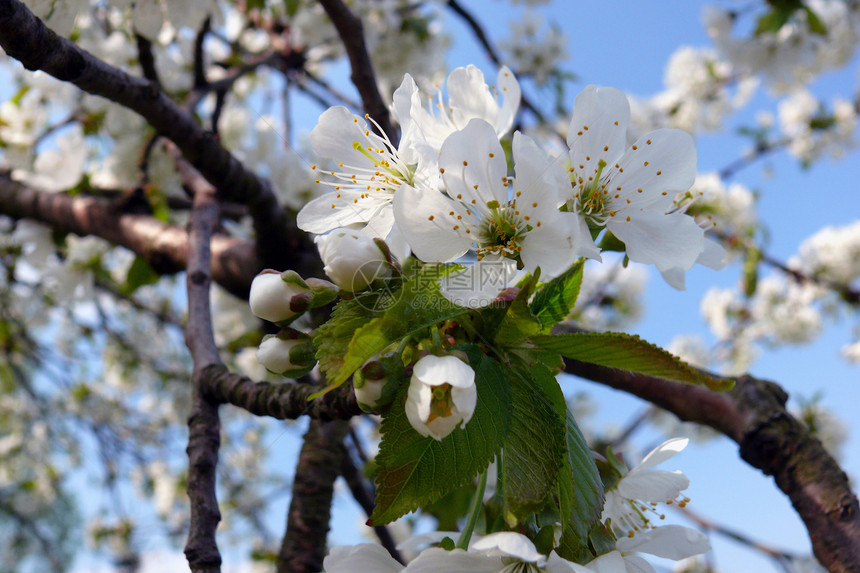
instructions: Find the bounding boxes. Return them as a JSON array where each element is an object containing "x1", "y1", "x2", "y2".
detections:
[
  {"x1": 370, "y1": 351, "x2": 510, "y2": 525},
  {"x1": 531, "y1": 332, "x2": 734, "y2": 391},
  {"x1": 529, "y1": 258, "x2": 585, "y2": 331}
]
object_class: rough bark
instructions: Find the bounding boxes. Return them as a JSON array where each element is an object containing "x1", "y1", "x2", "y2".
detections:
[{"x1": 277, "y1": 419, "x2": 350, "y2": 573}]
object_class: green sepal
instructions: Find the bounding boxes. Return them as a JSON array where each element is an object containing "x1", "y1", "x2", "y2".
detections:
[
  {"x1": 529, "y1": 259, "x2": 585, "y2": 331},
  {"x1": 493, "y1": 272, "x2": 542, "y2": 346},
  {"x1": 530, "y1": 332, "x2": 734, "y2": 391},
  {"x1": 369, "y1": 349, "x2": 511, "y2": 525}
]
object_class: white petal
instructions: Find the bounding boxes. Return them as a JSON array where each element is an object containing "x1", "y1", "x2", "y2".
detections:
[
  {"x1": 607, "y1": 210, "x2": 704, "y2": 273},
  {"x1": 323, "y1": 544, "x2": 403, "y2": 573},
  {"x1": 659, "y1": 238, "x2": 727, "y2": 289},
  {"x1": 438, "y1": 258, "x2": 518, "y2": 308},
  {"x1": 439, "y1": 119, "x2": 507, "y2": 209},
  {"x1": 494, "y1": 66, "x2": 521, "y2": 137},
  {"x1": 310, "y1": 106, "x2": 374, "y2": 161},
  {"x1": 519, "y1": 219, "x2": 578, "y2": 278},
  {"x1": 512, "y1": 131, "x2": 567, "y2": 214},
  {"x1": 547, "y1": 551, "x2": 587, "y2": 573},
  {"x1": 405, "y1": 547, "x2": 502, "y2": 573},
  {"x1": 612, "y1": 129, "x2": 697, "y2": 207},
  {"x1": 413, "y1": 355, "x2": 475, "y2": 389},
  {"x1": 568, "y1": 86, "x2": 630, "y2": 183},
  {"x1": 616, "y1": 525, "x2": 710, "y2": 560},
  {"x1": 297, "y1": 191, "x2": 379, "y2": 234},
  {"x1": 447, "y1": 66, "x2": 498, "y2": 129},
  {"x1": 584, "y1": 551, "x2": 632, "y2": 573},
  {"x1": 616, "y1": 470, "x2": 690, "y2": 503},
  {"x1": 637, "y1": 438, "x2": 689, "y2": 470},
  {"x1": 471, "y1": 531, "x2": 543, "y2": 563},
  {"x1": 392, "y1": 185, "x2": 474, "y2": 263},
  {"x1": 620, "y1": 554, "x2": 657, "y2": 573}
]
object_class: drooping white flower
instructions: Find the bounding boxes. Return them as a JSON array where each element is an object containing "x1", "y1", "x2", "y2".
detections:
[
  {"x1": 405, "y1": 354, "x2": 477, "y2": 440},
  {"x1": 564, "y1": 86, "x2": 712, "y2": 282},
  {"x1": 603, "y1": 438, "x2": 692, "y2": 537},
  {"x1": 395, "y1": 118, "x2": 596, "y2": 307},
  {"x1": 315, "y1": 227, "x2": 392, "y2": 292}
]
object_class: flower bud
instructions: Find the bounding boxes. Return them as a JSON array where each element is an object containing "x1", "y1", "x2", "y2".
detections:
[
  {"x1": 315, "y1": 228, "x2": 392, "y2": 292},
  {"x1": 353, "y1": 355, "x2": 399, "y2": 412},
  {"x1": 256, "y1": 329, "x2": 316, "y2": 377},
  {"x1": 249, "y1": 270, "x2": 337, "y2": 323},
  {"x1": 405, "y1": 354, "x2": 477, "y2": 441}
]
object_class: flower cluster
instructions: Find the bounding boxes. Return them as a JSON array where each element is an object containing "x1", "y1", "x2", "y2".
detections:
[{"x1": 298, "y1": 68, "x2": 725, "y2": 308}]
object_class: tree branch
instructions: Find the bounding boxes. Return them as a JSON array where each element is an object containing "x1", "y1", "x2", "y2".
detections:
[
  {"x1": 0, "y1": 0, "x2": 304, "y2": 272},
  {"x1": 0, "y1": 172, "x2": 259, "y2": 298},
  {"x1": 183, "y1": 170, "x2": 223, "y2": 572},
  {"x1": 317, "y1": 0, "x2": 397, "y2": 142},
  {"x1": 202, "y1": 364, "x2": 361, "y2": 421},
  {"x1": 561, "y1": 352, "x2": 860, "y2": 572},
  {"x1": 277, "y1": 419, "x2": 350, "y2": 573}
]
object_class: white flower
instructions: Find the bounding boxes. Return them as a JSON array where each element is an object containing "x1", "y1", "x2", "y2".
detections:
[
  {"x1": 603, "y1": 438, "x2": 691, "y2": 537},
  {"x1": 397, "y1": 65, "x2": 521, "y2": 152},
  {"x1": 404, "y1": 532, "x2": 568, "y2": 573},
  {"x1": 315, "y1": 227, "x2": 392, "y2": 292},
  {"x1": 395, "y1": 118, "x2": 595, "y2": 306},
  {"x1": 297, "y1": 105, "x2": 437, "y2": 245},
  {"x1": 564, "y1": 86, "x2": 708, "y2": 280},
  {"x1": 405, "y1": 354, "x2": 477, "y2": 440},
  {"x1": 323, "y1": 544, "x2": 403, "y2": 573}
]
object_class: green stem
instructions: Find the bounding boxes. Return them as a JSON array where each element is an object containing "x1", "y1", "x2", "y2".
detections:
[{"x1": 456, "y1": 469, "x2": 488, "y2": 550}]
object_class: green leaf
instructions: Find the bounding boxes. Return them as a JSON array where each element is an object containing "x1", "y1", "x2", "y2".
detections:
[
  {"x1": 528, "y1": 364, "x2": 604, "y2": 563},
  {"x1": 370, "y1": 352, "x2": 511, "y2": 525},
  {"x1": 500, "y1": 367, "x2": 566, "y2": 523},
  {"x1": 529, "y1": 259, "x2": 585, "y2": 331},
  {"x1": 122, "y1": 256, "x2": 160, "y2": 295},
  {"x1": 315, "y1": 263, "x2": 468, "y2": 395},
  {"x1": 314, "y1": 295, "x2": 383, "y2": 381},
  {"x1": 531, "y1": 332, "x2": 734, "y2": 391},
  {"x1": 755, "y1": 7, "x2": 793, "y2": 35}
]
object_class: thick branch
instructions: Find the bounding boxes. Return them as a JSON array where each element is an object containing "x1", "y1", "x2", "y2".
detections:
[
  {"x1": 562, "y1": 357, "x2": 860, "y2": 572},
  {"x1": 0, "y1": 0, "x2": 302, "y2": 271},
  {"x1": 202, "y1": 364, "x2": 361, "y2": 421},
  {"x1": 0, "y1": 172, "x2": 258, "y2": 298},
  {"x1": 183, "y1": 177, "x2": 223, "y2": 572},
  {"x1": 318, "y1": 0, "x2": 397, "y2": 142},
  {"x1": 278, "y1": 419, "x2": 350, "y2": 573}
]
